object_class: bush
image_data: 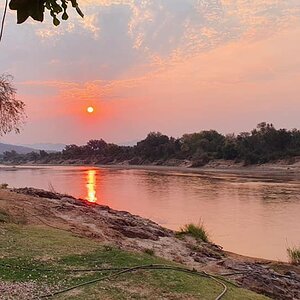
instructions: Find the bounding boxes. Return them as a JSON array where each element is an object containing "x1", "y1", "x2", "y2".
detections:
[
  {"x1": 0, "y1": 209, "x2": 10, "y2": 223},
  {"x1": 178, "y1": 223, "x2": 210, "y2": 242},
  {"x1": 0, "y1": 183, "x2": 8, "y2": 189},
  {"x1": 287, "y1": 247, "x2": 300, "y2": 265},
  {"x1": 143, "y1": 248, "x2": 155, "y2": 256}
]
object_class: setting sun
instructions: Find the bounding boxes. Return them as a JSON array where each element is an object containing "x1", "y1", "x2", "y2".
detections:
[{"x1": 87, "y1": 106, "x2": 94, "y2": 113}]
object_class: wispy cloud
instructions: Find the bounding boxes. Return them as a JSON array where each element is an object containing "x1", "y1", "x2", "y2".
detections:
[
  {"x1": 4, "y1": 0, "x2": 300, "y2": 81},
  {"x1": 19, "y1": 75, "x2": 151, "y2": 102},
  {"x1": 2, "y1": 0, "x2": 300, "y2": 144}
]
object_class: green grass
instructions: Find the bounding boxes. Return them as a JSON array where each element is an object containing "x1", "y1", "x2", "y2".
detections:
[
  {"x1": 178, "y1": 223, "x2": 210, "y2": 242},
  {"x1": 0, "y1": 222, "x2": 270, "y2": 299},
  {"x1": 287, "y1": 247, "x2": 300, "y2": 265}
]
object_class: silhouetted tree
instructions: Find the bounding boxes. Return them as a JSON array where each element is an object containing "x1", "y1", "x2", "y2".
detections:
[
  {"x1": 136, "y1": 132, "x2": 175, "y2": 161},
  {"x1": 2, "y1": 123, "x2": 300, "y2": 166},
  {"x1": 0, "y1": 74, "x2": 26, "y2": 136}
]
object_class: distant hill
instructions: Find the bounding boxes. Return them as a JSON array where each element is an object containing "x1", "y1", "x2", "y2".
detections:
[
  {"x1": 21, "y1": 143, "x2": 66, "y2": 152},
  {"x1": 0, "y1": 143, "x2": 38, "y2": 154}
]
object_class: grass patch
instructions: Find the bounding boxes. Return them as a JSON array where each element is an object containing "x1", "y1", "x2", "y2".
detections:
[
  {"x1": 143, "y1": 248, "x2": 155, "y2": 256},
  {"x1": 0, "y1": 208, "x2": 28, "y2": 225},
  {"x1": 0, "y1": 223, "x2": 269, "y2": 299},
  {"x1": 0, "y1": 224, "x2": 100, "y2": 259},
  {"x1": 287, "y1": 247, "x2": 300, "y2": 265},
  {"x1": 0, "y1": 209, "x2": 10, "y2": 223},
  {"x1": 178, "y1": 223, "x2": 210, "y2": 242}
]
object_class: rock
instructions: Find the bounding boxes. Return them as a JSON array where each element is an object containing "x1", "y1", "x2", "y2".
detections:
[
  {"x1": 112, "y1": 226, "x2": 159, "y2": 240},
  {"x1": 108, "y1": 216, "x2": 172, "y2": 240},
  {"x1": 236, "y1": 263, "x2": 300, "y2": 300},
  {"x1": 61, "y1": 197, "x2": 77, "y2": 204},
  {"x1": 13, "y1": 187, "x2": 75, "y2": 201}
]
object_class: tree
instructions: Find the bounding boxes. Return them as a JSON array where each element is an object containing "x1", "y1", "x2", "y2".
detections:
[
  {"x1": 0, "y1": 74, "x2": 26, "y2": 136},
  {"x1": 135, "y1": 132, "x2": 173, "y2": 161},
  {"x1": 9, "y1": 0, "x2": 83, "y2": 25}
]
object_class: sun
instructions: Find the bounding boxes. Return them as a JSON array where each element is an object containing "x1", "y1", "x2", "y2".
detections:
[{"x1": 87, "y1": 106, "x2": 94, "y2": 113}]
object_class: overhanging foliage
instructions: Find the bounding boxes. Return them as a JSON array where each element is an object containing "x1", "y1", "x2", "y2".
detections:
[{"x1": 9, "y1": 0, "x2": 83, "y2": 25}]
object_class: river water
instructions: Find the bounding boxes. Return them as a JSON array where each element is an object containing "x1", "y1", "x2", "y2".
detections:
[{"x1": 0, "y1": 165, "x2": 299, "y2": 261}]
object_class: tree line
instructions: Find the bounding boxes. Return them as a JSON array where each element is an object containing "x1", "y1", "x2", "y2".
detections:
[{"x1": 1, "y1": 122, "x2": 300, "y2": 166}]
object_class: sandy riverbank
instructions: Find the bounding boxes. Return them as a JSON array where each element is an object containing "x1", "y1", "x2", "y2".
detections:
[{"x1": 1, "y1": 158, "x2": 300, "y2": 178}]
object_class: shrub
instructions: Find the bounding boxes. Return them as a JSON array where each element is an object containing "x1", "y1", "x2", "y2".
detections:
[
  {"x1": 143, "y1": 248, "x2": 155, "y2": 256},
  {"x1": 0, "y1": 183, "x2": 8, "y2": 189},
  {"x1": 178, "y1": 223, "x2": 209, "y2": 243},
  {"x1": 0, "y1": 209, "x2": 10, "y2": 223},
  {"x1": 287, "y1": 247, "x2": 300, "y2": 265}
]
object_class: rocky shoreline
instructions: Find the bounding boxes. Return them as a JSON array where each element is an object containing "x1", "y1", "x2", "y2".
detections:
[{"x1": 0, "y1": 187, "x2": 299, "y2": 299}]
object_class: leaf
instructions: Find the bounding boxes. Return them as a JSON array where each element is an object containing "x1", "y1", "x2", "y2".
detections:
[
  {"x1": 52, "y1": 3, "x2": 63, "y2": 14},
  {"x1": 53, "y1": 17, "x2": 60, "y2": 26},
  {"x1": 61, "y1": 1, "x2": 67, "y2": 9},
  {"x1": 76, "y1": 6, "x2": 84, "y2": 18},
  {"x1": 70, "y1": 0, "x2": 77, "y2": 8},
  {"x1": 45, "y1": 1, "x2": 51, "y2": 10},
  {"x1": 17, "y1": 10, "x2": 29, "y2": 24},
  {"x1": 62, "y1": 12, "x2": 68, "y2": 20}
]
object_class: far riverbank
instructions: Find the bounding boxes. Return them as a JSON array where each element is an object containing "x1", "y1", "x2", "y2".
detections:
[{"x1": 1, "y1": 158, "x2": 300, "y2": 180}]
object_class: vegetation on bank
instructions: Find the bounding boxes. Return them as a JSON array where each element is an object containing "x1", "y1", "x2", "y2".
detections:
[
  {"x1": 0, "y1": 216, "x2": 269, "y2": 299},
  {"x1": 287, "y1": 247, "x2": 300, "y2": 265},
  {"x1": 1, "y1": 122, "x2": 300, "y2": 166},
  {"x1": 178, "y1": 223, "x2": 210, "y2": 243}
]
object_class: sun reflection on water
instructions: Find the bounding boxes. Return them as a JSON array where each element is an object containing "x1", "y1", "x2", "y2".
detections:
[{"x1": 86, "y1": 169, "x2": 97, "y2": 203}]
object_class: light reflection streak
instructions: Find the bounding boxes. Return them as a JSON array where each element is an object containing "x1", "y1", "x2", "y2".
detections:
[{"x1": 86, "y1": 169, "x2": 97, "y2": 202}]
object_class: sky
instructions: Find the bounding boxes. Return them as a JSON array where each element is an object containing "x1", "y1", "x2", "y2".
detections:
[{"x1": 1, "y1": 0, "x2": 300, "y2": 145}]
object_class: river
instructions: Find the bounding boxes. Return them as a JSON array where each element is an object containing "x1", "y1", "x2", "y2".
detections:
[{"x1": 0, "y1": 165, "x2": 299, "y2": 262}]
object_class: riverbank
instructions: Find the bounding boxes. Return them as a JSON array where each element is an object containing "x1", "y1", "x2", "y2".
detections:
[
  {"x1": 100, "y1": 160, "x2": 300, "y2": 180},
  {"x1": 2, "y1": 157, "x2": 300, "y2": 178},
  {"x1": 0, "y1": 187, "x2": 299, "y2": 299}
]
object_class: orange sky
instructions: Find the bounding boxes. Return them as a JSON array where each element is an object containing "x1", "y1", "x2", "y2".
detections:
[{"x1": 1, "y1": 0, "x2": 300, "y2": 145}]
